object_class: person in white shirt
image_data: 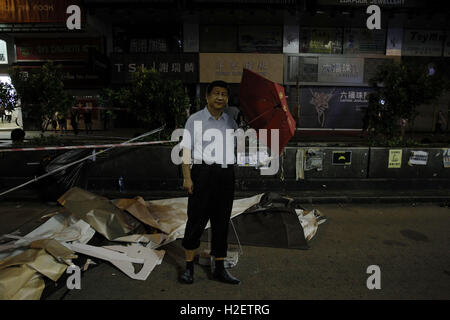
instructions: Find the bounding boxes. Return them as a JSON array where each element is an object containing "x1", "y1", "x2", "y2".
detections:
[{"x1": 179, "y1": 80, "x2": 240, "y2": 285}]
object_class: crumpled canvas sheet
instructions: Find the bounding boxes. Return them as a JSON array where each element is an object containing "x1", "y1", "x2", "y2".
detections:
[
  {"x1": 0, "y1": 239, "x2": 76, "y2": 300},
  {"x1": 64, "y1": 242, "x2": 165, "y2": 281},
  {"x1": 58, "y1": 187, "x2": 141, "y2": 241},
  {"x1": 0, "y1": 212, "x2": 95, "y2": 262}
]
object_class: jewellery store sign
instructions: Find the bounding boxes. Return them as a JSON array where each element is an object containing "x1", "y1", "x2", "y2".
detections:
[
  {"x1": 318, "y1": 57, "x2": 364, "y2": 84},
  {"x1": 111, "y1": 53, "x2": 198, "y2": 84},
  {"x1": 402, "y1": 30, "x2": 445, "y2": 57}
]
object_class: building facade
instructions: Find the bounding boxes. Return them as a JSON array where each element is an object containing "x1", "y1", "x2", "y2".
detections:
[{"x1": 1, "y1": 0, "x2": 448, "y2": 132}]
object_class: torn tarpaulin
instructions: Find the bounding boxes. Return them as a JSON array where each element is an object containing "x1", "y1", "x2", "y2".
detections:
[
  {"x1": 57, "y1": 187, "x2": 142, "y2": 241},
  {"x1": 0, "y1": 239, "x2": 76, "y2": 300},
  {"x1": 224, "y1": 193, "x2": 326, "y2": 250}
]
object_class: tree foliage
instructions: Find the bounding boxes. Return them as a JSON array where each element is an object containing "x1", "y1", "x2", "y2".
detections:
[
  {"x1": 100, "y1": 67, "x2": 190, "y2": 132},
  {"x1": 367, "y1": 60, "x2": 447, "y2": 141},
  {"x1": 10, "y1": 61, "x2": 74, "y2": 131}
]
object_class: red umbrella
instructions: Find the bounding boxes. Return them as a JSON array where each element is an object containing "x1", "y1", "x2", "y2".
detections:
[{"x1": 239, "y1": 68, "x2": 296, "y2": 155}]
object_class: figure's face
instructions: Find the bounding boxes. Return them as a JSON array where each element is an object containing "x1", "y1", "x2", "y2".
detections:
[{"x1": 206, "y1": 86, "x2": 228, "y2": 111}]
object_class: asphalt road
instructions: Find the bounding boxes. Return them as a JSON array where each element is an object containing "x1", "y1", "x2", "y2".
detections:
[{"x1": 1, "y1": 200, "x2": 449, "y2": 300}]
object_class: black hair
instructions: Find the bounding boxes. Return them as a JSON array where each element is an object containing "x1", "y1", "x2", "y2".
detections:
[{"x1": 206, "y1": 80, "x2": 229, "y2": 95}]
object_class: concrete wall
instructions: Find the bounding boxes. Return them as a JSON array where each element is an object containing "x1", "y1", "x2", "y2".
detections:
[
  {"x1": 1, "y1": 145, "x2": 450, "y2": 197},
  {"x1": 368, "y1": 147, "x2": 450, "y2": 179}
]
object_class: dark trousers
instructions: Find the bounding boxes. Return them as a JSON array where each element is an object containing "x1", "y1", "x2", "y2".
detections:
[{"x1": 182, "y1": 163, "x2": 235, "y2": 258}]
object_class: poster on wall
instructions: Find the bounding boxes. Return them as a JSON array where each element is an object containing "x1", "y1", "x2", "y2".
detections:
[
  {"x1": 442, "y1": 149, "x2": 450, "y2": 168},
  {"x1": 408, "y1": 150, "x2": 428, "y2": 166},
  {"x1": 388, "y1": 149, "x2": 403, "y2": 168},
  {"x1": 283, "y1": 24, "x2": 299, "y2": 54},
  {"x1": 298, "y1": 86, "x2": 372, "y2": 129},
  {"x1": 343, "y1": 28, "x2": 386, "y2": 55},
  {"x1": 386, "y1": 28, "x2": 403, "y2": 56},
  {"x1": 0, "y1": 39, "x2": 7, "y2": 64},
  {"x1": 332, "y1": 151, "x2": 352, "y2": 165},
  {"x1": 300, "y1": 28, "x2": 343, "y2": 54}
]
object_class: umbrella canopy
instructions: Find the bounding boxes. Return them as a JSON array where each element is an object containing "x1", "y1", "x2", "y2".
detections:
[{"x1": 239, "y1": 68, "x2": 296, "y2": 155}]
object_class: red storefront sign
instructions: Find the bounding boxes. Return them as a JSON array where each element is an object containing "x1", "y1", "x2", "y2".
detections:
[
  {"x1": 0, "y1": 0, "x2": 82, "y2": 24},
  {"x1": 15, "y1": 38, "x2": 103, "y2": 61}
]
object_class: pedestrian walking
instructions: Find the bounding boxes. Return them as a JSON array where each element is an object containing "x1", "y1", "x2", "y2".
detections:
[
  {"x1": 70, "y1": 109, "x2": 79, "y2": 135},
  {"x1": 57, "y1": 112, "x2": 67, "y2": 134},
  {"x1": 83, "y1": 110, "x2": 93, "y2": 134},
  {"x1": 51, "y1": 112, "x2": 58, "y2": 133}
]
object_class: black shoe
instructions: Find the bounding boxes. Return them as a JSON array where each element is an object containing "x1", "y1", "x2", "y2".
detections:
[
  {"x1": 213, "y1": 268, "x2": 240, "y2": 285},
  {"x1": 179, "y1": 268, "x2": 194, "y2": 284}
]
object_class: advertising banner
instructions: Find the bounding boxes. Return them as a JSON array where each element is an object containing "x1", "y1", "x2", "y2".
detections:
[{"x1": 298, "y1": 86, "x2": 372, "y2": 129}]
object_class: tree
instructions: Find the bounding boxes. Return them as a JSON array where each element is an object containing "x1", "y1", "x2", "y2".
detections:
[
  {"x1": 101, "y1": 67, "x2": 190, "y2": 133},
  {"x1": 367, "y1": 60, "x2": 447, "y2": 142},
  {"x1": 10, "y1": 61, "x2": 74, "y2": 131}
]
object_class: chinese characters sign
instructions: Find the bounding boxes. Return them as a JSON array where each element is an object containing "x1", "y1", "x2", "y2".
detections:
[
  {"x1": 318, "y1": 57, "x2": 364, "y2": 84},
  {"x1": 129, "y1": 38, "x2": 167, "y2": 53},
  {"x1": 199, "y1": 53, "x2": 283, "y2": 84},
  {"x1": 111, "y1": 53, "x2": 198, "y2": 83}
]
